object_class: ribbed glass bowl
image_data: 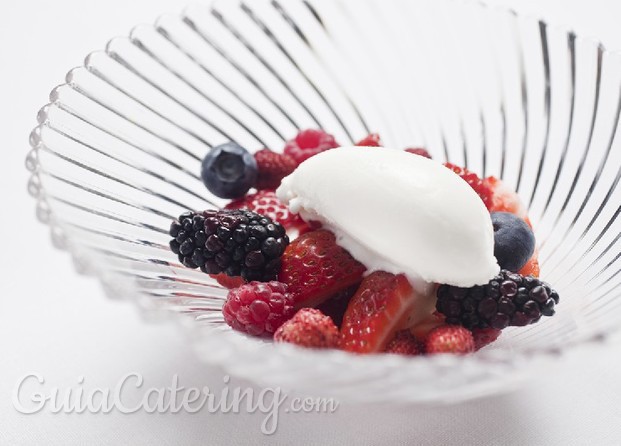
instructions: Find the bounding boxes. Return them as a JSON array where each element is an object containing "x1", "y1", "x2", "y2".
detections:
[{"x1": 27, "y1": 0, "x2": 621, "y2": 404}]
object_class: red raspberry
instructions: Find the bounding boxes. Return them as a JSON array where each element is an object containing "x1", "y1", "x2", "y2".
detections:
[
  {"x1": 424, "y1": 325, "x2": 475, "y2": 355},
  {"x1": 471, "y1": 327, "x2": 501, "y2": 351},
  {"x1": 274, "y1": 308, "x2": 340, "y2": 349},
  {"x1": 225, "y1": 190, "x2": 309, "y2": 233},
  {"x1": 444, "y1": 163, "x2": 493, "y2": 210},
  {"x1": 253, "y1": 149, "x2": 297, "y2": 190},
  {"x1": 283, "y1": 129, "x2": 339, "y2": 165},
  {"x1": 384, "y1": 330, "x2": 422, "y2": 356},
  {"x1": 355, "y1": 133, "x2": 382, "y2": 147},
  {"x1": 222, "y1": 281, "x2": 295, "y2": 336},
  {"x1": 278, "y1": 230, "x2": 366, "y2": 308},
  {"x1": 405, "y1": 147, "x2": 432, "y2": 159}
]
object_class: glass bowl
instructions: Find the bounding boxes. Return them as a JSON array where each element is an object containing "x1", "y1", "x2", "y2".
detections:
[{"x1": 26, "y1": 0, "x2": 621, "y2": 404}]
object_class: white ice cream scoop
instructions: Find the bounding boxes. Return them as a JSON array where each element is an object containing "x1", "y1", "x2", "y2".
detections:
[{"x1": 277, "y1": 146, "x2": 499, "y2": 289}]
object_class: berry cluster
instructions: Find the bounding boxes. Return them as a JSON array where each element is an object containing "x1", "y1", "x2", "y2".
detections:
[{"x1": 167, "y1": 128, "x2": 561, "y2": 358}]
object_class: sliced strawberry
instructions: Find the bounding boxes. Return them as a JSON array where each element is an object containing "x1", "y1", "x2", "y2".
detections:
[
  {"x1": 444, "y1": 163, "x2": 494, "y2": 210},
  {"x1": 278, "y1": 230, "x2": 366, "y2": 308},
  {"x1": 405, "y1": 147, "x2": 432, "y2": 159},
  {"x1": 225, "y1": 190, "x2": 310, "y2": 233},
  {"x1": 355, "y1": 133, "x2": 382, "y2": 147},
  {"x1": 340, "y1": 271, "x2": 419, "y2": 354},
  {"x1": 484, "y1": 176, "x2": 528, "y2": 221},
  {"x1": 409, "y1": 311, "x2": 446, "y2": 340},
  {"x1": 210, "y1": 273, "x2": 246, "y2": 289},
  {"x1": 519, "y1": 249, "x2": 540, "y2": 278}
]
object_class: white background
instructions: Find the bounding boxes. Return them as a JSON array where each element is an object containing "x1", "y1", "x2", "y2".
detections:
[{"x1": 2, "y1": 0, "x2": 621, "y2": 445}]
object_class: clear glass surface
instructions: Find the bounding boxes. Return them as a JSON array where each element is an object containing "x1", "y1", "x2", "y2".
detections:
[{"x1": 27, "y1": 0, "x2": 621, "y2": 403}]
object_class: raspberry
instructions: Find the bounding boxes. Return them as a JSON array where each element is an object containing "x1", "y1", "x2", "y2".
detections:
[
  {"x1": 223, "y1": 281, "x2": 295, "y2": 336},
  {"x1": 384, "y1": 330, "x2": 422, "y2": 356},
  {"x1": 253, "y1": 149, "x2": 297, "y2": 190},
  {"x1": 471, "y1": 327, "x2": 501, "y2": 351},
  {"x1": 225, "y1": 190, "x2": 309, "y2": 233},
  {"x1": 283, "y1": 129, "x2": 339, "y2": 165},
  {"x1": 170, "y1": 209, "x2": 289, "y2": 281},
  {"x1": 444, "y1": 163, "x2": 493, "y2": 210},
  {"x1": 274, "y1": 308, "x2": 340, "y2": 349},
  {"x1": 436, "y1": 270, "x2": 560, "y2": 330},
  {"x1": 405, "y1": 147, "x2": 432, "y2": 159},
  {"x1": 424, "y1": 325, "x2": 475, "y2": 355},
  {"x1": 355, "y1": 133, "x2": 382, "y2": 147},
  {"x1": 278, "y1": 230, "x2": 366, "y2": 308}
]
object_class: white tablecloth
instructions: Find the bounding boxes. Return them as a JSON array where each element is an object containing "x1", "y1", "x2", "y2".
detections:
[{"x1": 2, "y1": 0, "x2": 621, "y2": 444}]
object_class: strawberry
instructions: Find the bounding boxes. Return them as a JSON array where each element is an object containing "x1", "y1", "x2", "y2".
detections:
[
  {"x1": 278, "y1": 230, "x2": 366, "y2": 308},
  {"x1": 444, "y1": 163, "x2": 494, "y2": 210},
  {"x1": 483, "y1": 176, "x2": 528, "y2": 220},
  {"x1": 210, "y1": 273, "x2": 246, "y2": 289},
  {"x1": 253, "y1": 149, "x2": 297, "y2": 190},
  {"x1": 519, "y1": 253, "x2": 540, "y2": 278},
  {"x1": 340, "y1": 271, "x2": 419, "y2": 354},
  {"x1": 225, "y1": 190, "x2": 310, "y2": 233},
  {"x1": 409, "y1": 311, "x2": 446, "y2": 339},
  {"x1": 274, "y1": 308, "x2": 340, "y2": 349},
  {"x1": 283, "y1": 129, "x2": 339, "y2": 165},
  {"x1": 424, "y1": 325, "x2": 475, "y2": 355},
  {"x1": 405, "y1": 147, "x2": 432, "y2": 159},
  {"x1": 355, "y1": 133, "x2": 382, "y2": 147},
  {"x1": 471, "y1": 327, "x2": 501, "y2": 351},
  {"x1": 384, "y1": 330, "x2": 422, "y2": 356}
]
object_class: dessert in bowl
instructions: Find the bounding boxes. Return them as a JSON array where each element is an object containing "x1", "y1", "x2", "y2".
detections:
[
  {"x1": 26, "y1": 0, "x2": 621, "y2": 403},
  {"x1": 171, "y1": 133, "x2": 556, "y2": 355}
]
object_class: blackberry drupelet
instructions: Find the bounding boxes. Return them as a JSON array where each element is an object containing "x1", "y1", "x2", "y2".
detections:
[
  {"x1": 436, "y1": 270, "x2": 559, "y2": 330},
  {"x1": 169, "y1": 209, "x2": 289, "y2": 281}
]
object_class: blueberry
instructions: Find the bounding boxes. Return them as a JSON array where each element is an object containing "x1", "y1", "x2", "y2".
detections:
[
  {"x1": 200, "y1": 142, "x2": 257, "y2": 199},
  {"x1": 491, "y1": 212, "x2": 536, "y2": 272}
]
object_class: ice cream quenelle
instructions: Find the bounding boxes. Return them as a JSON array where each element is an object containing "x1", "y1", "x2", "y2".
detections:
[{"x1": 276, "y1": 146, "x2": 500, "y2": 289}]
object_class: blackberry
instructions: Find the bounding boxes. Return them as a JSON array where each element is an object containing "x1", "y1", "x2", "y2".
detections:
[
  {"x1": 169, "y1": 209, "x2": 289, "y2": 282},
  {"x1": 169, "y1": 211, "x2": 208, "y2": 269},
  {"x1": 436, "y1": 270, "x2": 559, "y2": 330}
]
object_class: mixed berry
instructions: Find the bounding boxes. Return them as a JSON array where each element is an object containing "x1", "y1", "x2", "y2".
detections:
[{"x1": 169, "y1": 129, "x2": 560, "y2": 357}]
